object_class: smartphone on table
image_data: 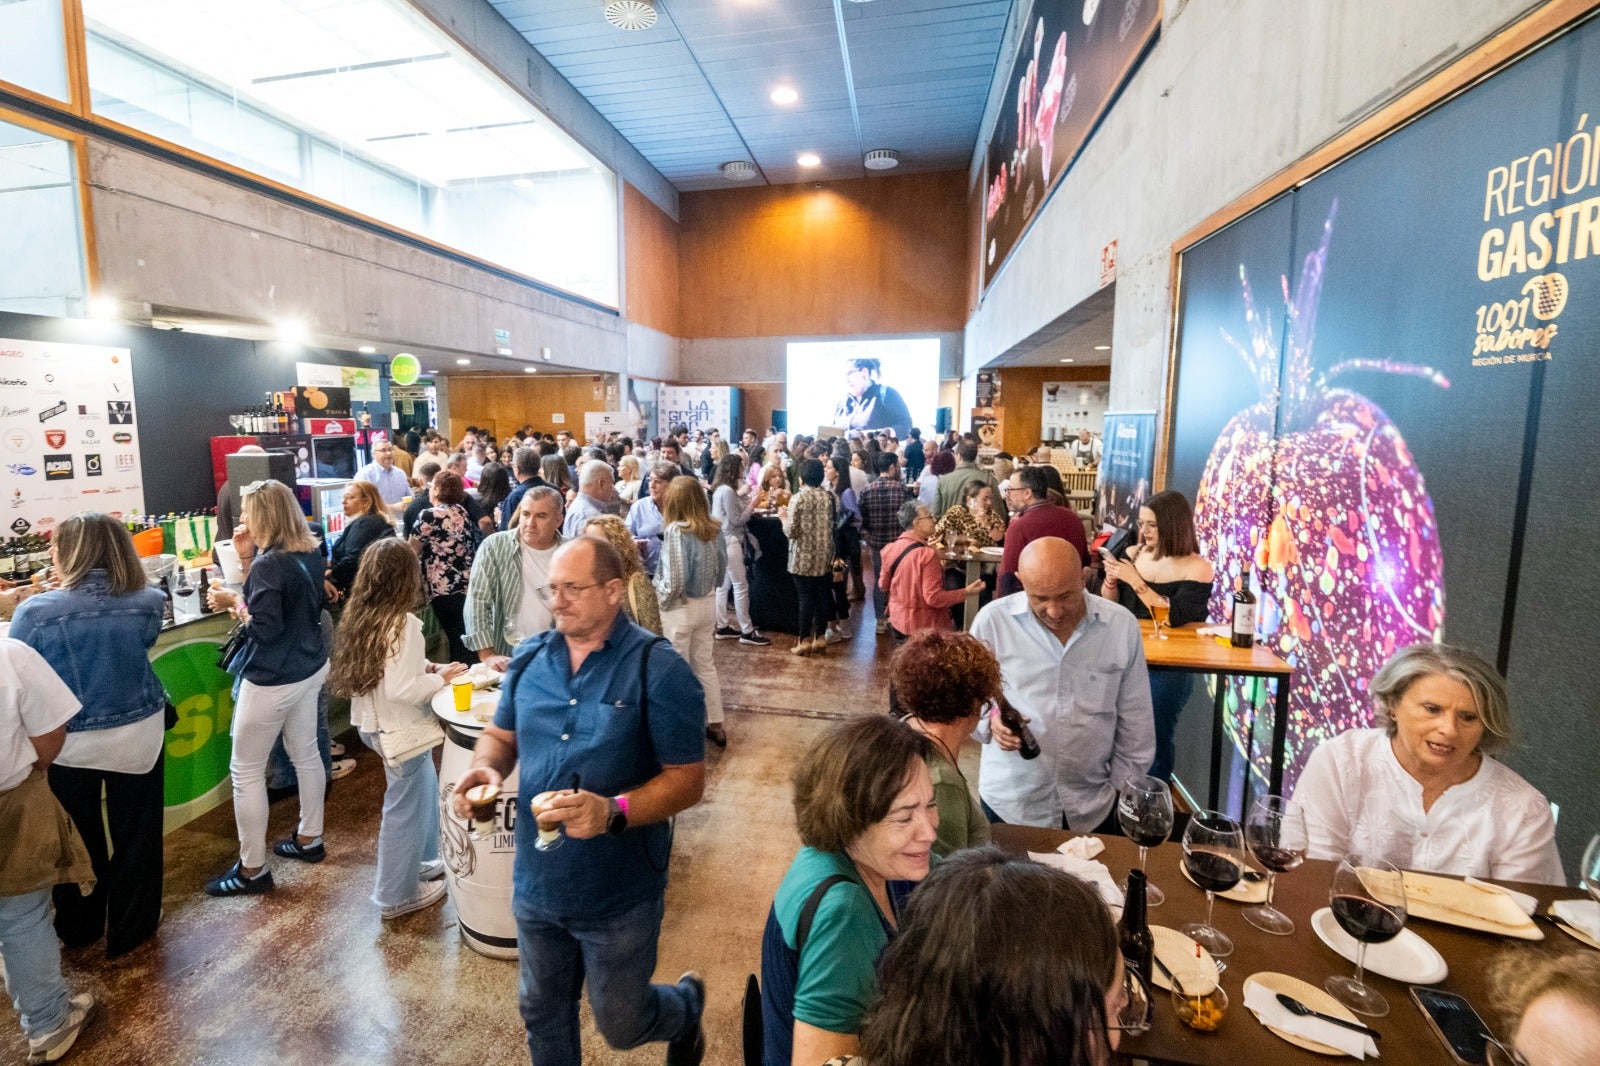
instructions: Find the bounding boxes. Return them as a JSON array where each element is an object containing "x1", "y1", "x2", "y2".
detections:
[{"x1": 1412, "y1": 986, "x2": 1497, "y2": 1065}]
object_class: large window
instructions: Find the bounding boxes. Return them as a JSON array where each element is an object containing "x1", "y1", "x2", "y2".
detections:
[
  {"x1": 0, "y1": 0, "x2": 69, "y2": 101},
  {"x1": 82, "y1": 0, "x2": 619, "y2": 307},
  {"x1": 0, "y1": 119, "x2": 86, "y2": 316}
]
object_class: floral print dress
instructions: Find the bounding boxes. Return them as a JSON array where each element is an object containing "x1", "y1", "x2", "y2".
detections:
[{"x1": 415, "y1": 503, "x2": 474, "y2": 599}]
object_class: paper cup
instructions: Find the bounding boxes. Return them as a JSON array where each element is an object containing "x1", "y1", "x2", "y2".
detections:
[{"x1": 214, "y1": 539, "x2": 245, "y2": 583}]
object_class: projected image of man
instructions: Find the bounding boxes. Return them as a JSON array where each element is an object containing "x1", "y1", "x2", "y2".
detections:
[{"x1": 833, "y1": 358, "x2": 912, "y2": 438}]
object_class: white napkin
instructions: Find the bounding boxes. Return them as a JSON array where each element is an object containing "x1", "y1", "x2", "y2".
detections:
[
  {"x1": 1243, "y1": 982, "x2": 1379, "y2": 1060},
  {"x1": 1552, "y1": 898, "x2": 1600, "y2": 940},
  {"x1": 1028, "y1": 849, "x2": 1124, "y2": 910},
  {"x1": 1057, "y1": 836, "x2": 1105, "y2": 860},
  {"x1": 1196, "y1": 624, "x2": 1230, "y2": 638},
  {"x1": 1465, "y1": 877, "x2": 1537, "y2": 916}
]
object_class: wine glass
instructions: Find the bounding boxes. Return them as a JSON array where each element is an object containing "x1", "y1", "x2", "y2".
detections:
[
  {"x1": 1325, "y1": 854, "x2": 1408, "y2": 1017},
  {"x1": 1581, "y1": 833, "x2": 1600, "y2": 903},
  {"x1": 1242, "y1": 795, "x2": 1306, "y2": 935},
  {"x1": 1181, "y1": 810, "x2": 1245, "y2": 958},
  {"x1": 1117, "y1": 776, "x2": 1174, "y2": 907}
]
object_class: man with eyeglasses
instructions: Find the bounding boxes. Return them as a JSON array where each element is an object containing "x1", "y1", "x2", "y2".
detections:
[
  {"x1": 997, "y1": 465, "x2": 1089, "y2": 597},
  {"x1": 464, "y1": 487, "x2": 564, "y2": 672},
  {"x1": 452, "y1": 536, "x2": 709, "y2": 1066},
  {"x1": 625, "y1": 461, "x2": 676, "y2": 577}
]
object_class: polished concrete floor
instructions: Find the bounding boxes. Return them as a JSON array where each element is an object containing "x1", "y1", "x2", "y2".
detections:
[{"x1": 5, "y1": 604, "x2": 910, "y2": 1066}]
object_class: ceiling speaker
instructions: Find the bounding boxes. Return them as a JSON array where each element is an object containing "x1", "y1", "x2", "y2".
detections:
[
  {"x1": 863, "y1": 149, "x2": 900, "y2": 170},
  {"x1": 604, "y1": 0, "x2": 657, "y2": 30},
  {"x1": 720, "y1": 160, "x2": 757, "y2": 181}
]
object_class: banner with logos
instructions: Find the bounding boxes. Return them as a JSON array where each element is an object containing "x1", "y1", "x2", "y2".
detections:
[
  {"x1": 0, "y1": 337, "x2": 144, "y2": 536},
  {"x1": 1094, "y1": 409, "x2": 1154, "y2": 531},
  {"x1": 657, "y1": 385, "x2": 740, "y2": 438}
]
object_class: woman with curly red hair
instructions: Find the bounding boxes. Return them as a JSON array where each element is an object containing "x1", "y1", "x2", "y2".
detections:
[{"x1": 890, "y1": 629, "x2": 1000, "y2": 857}]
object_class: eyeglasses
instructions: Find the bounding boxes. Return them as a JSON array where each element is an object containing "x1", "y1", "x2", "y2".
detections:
[
  {"x1": 1485, "y1": 1038, "x2": 1528, "y2": 1066},
  {"x1": 541, "y1": 582, "x2": 599, "y2": 601},
  {"x1": 1107, "y1": 967, "x2": 1153, "y2": 1035}
]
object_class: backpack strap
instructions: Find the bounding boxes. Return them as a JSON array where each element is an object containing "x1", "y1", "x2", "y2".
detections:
[
  {"x1": 885, "y1": 541, "x2": 934, "y2": 589},
  {"x1": 795, "y1": 874, "x2": 855, "y2": 958}
]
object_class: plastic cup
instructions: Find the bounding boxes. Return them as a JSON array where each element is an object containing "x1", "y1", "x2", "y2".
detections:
[
  {"x1": 531, "y1": 791, "x2": 563, "y2": 851},
  {"x1": 452, "y1": 678, "x2": 473, "y2": 712},
  {"x1": 214, "y1": 539, "x2": 245, "y2": 583},
  {"x1": 465, "y1": 783, "x2": 500, "y2": 838}
]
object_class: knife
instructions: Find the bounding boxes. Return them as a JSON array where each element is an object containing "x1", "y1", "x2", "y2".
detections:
[
  {"x1": 1275, "y1": 993, "x2": 1382, "y2": 1040},
  {"x1": 1152, "y1": 953, "x2": 1184, "y2": 994}
]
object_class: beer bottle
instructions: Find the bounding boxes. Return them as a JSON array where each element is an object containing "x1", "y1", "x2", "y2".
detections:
[
  {"x1": 1231, "y1": 561, "x2": 1257, "y2": 649},
  {"x1": 1119, "y1": 868, "x2": 1155, "y2": 988},
  {"x1": 997, "y1": 695, "x2": 1041, "y2": 760}
]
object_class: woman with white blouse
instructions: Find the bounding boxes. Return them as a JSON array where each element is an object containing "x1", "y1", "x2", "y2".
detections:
[{"x1": 1289, "y1": 643, "x2": 1564, "y2": 885}]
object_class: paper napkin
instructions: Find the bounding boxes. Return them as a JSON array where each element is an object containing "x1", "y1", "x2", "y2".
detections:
[{"x1": 1243, "y1": 981, "x2": 1379, "y2": 1060}]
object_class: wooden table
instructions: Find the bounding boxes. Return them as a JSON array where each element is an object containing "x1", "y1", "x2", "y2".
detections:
[
  {"x1": 992, "y1": 824, "x2": 1589, "y2": 1066},
  {"x1": 937, "y1": 547, "x2": 1001, "y2": 629},
  {"x1": 1142, "y1": 621, "x2": 1294, "y2": 816}
]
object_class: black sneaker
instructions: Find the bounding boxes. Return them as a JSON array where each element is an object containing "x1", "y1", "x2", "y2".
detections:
[
  {"x1": 204, "y1": 862, "x2": 274, "y2": 897},
  {"x1": 665, "y1": 972, "x2": 706, "y2": 1066},
  {"x1": 713, "y1": 625, "x2": 741, "y2": 640},
  {"x1": 739, "y1": 631, "x2": 771, "y2": 646},
  {"x1": 273, "y1": 837, "x2": 326, "y2": 863}
]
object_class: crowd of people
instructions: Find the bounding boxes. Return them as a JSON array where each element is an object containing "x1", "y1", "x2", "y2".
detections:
[{"x1": 0, "y1": 418, "x2": 1587, "y2": 1066}]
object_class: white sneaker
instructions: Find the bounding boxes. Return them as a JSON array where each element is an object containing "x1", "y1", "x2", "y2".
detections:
[
  {"x1": 329, "y1": 741, "x2": 346, "y2": 758},
  {"x1": 420, "y1": 859, "x2": 447, "y2": 882},
  {"x1": 329, "y1": 758, "x2": 357, "y2": 781},
  {"x1": 27, "y1": 992, "x2": 94, "y2": 1064},
  {"x1": 381, "y1": 879, "x2": 447, "y2": 921}
]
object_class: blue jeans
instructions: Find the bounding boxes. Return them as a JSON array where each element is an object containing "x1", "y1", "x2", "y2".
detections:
[
  {"x1": 516, "y1": 893, "x2": 695, "y2": 1066},
  {"x1": 1148, "y1": 671, "x2": 1195, "y2": 783},
  {"x1": 267, "y1": 684, "x2": 333, "y2": 789},
  {"x1": 0, "y1": 889, "x2": 70, "y2": 1039},
  {"x1": 867, "y1": 541, "x2": 889, "y2": 622},
  {"x1": 358, "y1": 731, "x2": 440, "y2": 909}
]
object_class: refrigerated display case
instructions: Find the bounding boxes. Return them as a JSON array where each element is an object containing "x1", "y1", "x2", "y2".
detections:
[{"x1": 298, "y1": 478, "x2": 351, "y2": 543}]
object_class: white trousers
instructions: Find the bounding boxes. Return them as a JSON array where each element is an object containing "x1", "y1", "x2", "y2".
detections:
[
  {"x1": 230, "y1": 664, "x2": 328, "y2": 868},
  {"x1": 716, "y1": 534, "x2": 752, "y2": 633},
  {"x1": 660, "y1": 594, "x2": 724, "y2": 725}
]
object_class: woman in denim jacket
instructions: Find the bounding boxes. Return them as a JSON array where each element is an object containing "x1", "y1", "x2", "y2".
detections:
[
  {"x1": 654, "y1": 476, "x2": 729, "y2": 747},
  {"x1": 11, "y1": 513, "x2": 168, "y2": 957}
]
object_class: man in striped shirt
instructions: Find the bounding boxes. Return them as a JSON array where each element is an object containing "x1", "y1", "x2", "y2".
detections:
[{"x1": 464, "y1": 487, "x2": 565, "y2": 670}]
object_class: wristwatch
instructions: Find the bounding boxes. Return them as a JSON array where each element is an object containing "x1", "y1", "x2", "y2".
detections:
[{"x1": 605, "y1": 795, "x2": 629, "y2": 835}]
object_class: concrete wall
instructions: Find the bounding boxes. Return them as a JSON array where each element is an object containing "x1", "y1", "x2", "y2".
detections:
[{"x1": 964, "y1": 0, "x2": 1547, "y2": 413}]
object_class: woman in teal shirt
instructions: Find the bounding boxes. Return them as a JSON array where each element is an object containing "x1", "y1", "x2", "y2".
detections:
[{"x1": 760, "y1": 715, "x2": 938, "y2": 1066}]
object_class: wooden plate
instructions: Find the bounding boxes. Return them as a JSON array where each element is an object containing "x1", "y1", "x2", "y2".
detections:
[
  {"x1": 1555, "y1": 919, "x2": 1600, "y2": 950},
  {"x1": 1150, "y1": 925, "x2": 1218, "y2": 995},
  {"x1": 1396, "y1": 870, "x2": 1543, "y2": 940},
  {"x1": 1180, "y1": 860, "x2": 1270, "y2": 903},
  {"x1": 1242, "y1": 972, "x2": 1359, "y2": 1057}
]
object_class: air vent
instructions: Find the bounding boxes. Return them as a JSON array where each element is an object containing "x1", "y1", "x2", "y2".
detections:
[
  {"x1": 720, "y1": 160, "x2": 757, "y2": 181},
  {"x1": 604, "y1": 0, "x2": 657, "y2": 30},
  {"x1": 863, "y1": 149, "x2": 900, "y2": 170}
]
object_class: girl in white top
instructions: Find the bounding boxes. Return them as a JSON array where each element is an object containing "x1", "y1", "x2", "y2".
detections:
[
  {"x1": 328, "y1": 539, "x2": 466, "y2": 918},
  {"x1": 1289, "y1": 643, "x2": 1564, "y2": 885}
]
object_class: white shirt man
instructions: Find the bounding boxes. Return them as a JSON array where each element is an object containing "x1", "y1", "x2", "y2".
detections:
[
  {"x1": 974, "y1": 537, "x2": 1154, "y2": 831},
  {"x1": 561, "y1": 460, "x2": 615, "y2": 540},
  {"x1": 1069, "y1": 431, "x2": 1102, "y2": 466},
  {"x1": 464, "y1": 488, "x2": 565, "y2": 669},
  {"x1": 355, "y1": 440, "x2": 410, "y2": 505}
]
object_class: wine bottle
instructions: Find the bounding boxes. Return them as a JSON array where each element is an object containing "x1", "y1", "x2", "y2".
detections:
[
  {"x1": 1119, "y1": 868, "x2": 1154, "y2": 989},
  {"x1": 1231, "y1": 561, "x2": 1257, "y2": 649},
  {"x1": 997, "y1": 696, "x2": 1041, "y2": 760}
]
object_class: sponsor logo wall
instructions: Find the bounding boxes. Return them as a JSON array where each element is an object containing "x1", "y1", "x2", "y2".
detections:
[{"x1": 0, "y1": 339, "x2": 143, "y2": 529}]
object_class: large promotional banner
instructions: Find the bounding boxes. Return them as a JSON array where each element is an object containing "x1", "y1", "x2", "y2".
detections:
[
  {"x1": 1169, "y1": 15, "x2": 1600, "y2": 865},
  {"x1": 657, "y1": 385, "x2": 739, "y2": 438},
  {"x1": 982, "y1": 0, "x2": 1161, "y2": 288},
  {"x1": 0, "y1": 337, "x2": 144, "y2": 535},
  {"x1": 786, "y1": 338, "x2": 940, "y2": 439},
  {"x1": 1095, "y1": 410, "x2": 1155, "y2": 529}
]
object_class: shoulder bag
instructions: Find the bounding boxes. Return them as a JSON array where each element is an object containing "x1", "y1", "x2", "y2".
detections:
[{"x1": 372, "y1": 625, "x2": 447, "y2": 767}]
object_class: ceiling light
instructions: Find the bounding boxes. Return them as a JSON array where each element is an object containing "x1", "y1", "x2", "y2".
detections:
[
  {"x1": 770, "y1": 86, "x2": 799, "y2": 106},
  {"x1": 1060, "y1": 358, "x2": 1075, "y2": 363},
  {"x1": 456, "y1": 358, "x2": 472, "y2": 366},
  {"x1": 863, "y1": 149, "x2": 900, "y2": 170},
  {"x1": 276, "y1": 319, "x2": 308, "y2": 345},
  {"x1": 524, "y1": 366, "x2": 538, "y2": 373},
  {"x1": 88, "y1": 296, "x2": 120, "y2": 320},
  {"x1": 189, "y1": 323, "x2": 231, "y2": 336},
  {"x1": 1093, "y1": 345, "x2": 1111, "y2": 350},
  {"x1": 358, "y1": 345, "x2": 376, "y2": 354},
  {"x1": 797, "y1": 152, "x2": 821, "y2": 168},
  {"x1": 604, "y1": 0, "x2": 657, "y2": 30},
  {"x1": 512, "y1": 177, "x2": 534, "y2": 189},
  {"x1": 720, "y1": 160, "x2": 757, "y2": 181}
]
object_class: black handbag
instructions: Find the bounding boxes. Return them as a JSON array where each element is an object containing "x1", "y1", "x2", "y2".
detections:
[{"x1": 217, "y1": 623, "x2": 248, "y2": 672}]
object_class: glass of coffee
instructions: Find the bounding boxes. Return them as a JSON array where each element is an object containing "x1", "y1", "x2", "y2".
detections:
[
  {"x1": 531, "y1": 790, "x2": 563, "y2": 851},
  {"x1": 465, "y1": 782, "x2": 500, "y2": 839}
]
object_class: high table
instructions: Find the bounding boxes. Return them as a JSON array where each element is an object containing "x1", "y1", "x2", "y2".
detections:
[
  {"x1": 936, "y1": 546, "x2": 1002, "y2": 629},
  {"x1": 991, "y1": 824, "x2": 1588, "y2": 1066},
  {"x1": 1142, "y1": 621, "x2": 1293, "y2": 816}
]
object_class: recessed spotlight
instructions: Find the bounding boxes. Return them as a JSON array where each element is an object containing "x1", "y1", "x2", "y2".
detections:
[
  {"x1": 797, "y1": 152, "x2": 820, "y2": 168},
  {"x1": 456, "y1": 358, "x2": 472, "y2": 366},
  {"x1": 770, "y1": 85, "x2": 799, "y2": 106},
  {"x1": 358, "y1": 345, "x2": 376, "y2": 354},
  {"x1": 1060, "y1": 358, "x2": 1075, "y2": 363},
  {"x1": 524, "y1": 366, "x2": 538, "y2": 373},
  {"x1": 88, "y1": 296, "x2": 119, "y2": 320},
  {"x1": 276, "y1": 319, "x2": 307, "y2": 345},
  {"x1": 1093, "y1": 345, "x2": 1111, "y2": 350},
  {"x1": 512, "y1": 177, "x2": 534, "y2": 189}
]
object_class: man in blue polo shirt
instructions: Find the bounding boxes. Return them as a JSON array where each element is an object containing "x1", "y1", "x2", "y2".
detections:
[{"x1": 452, "y1": 536, "x2": 708, "y2": 1066}]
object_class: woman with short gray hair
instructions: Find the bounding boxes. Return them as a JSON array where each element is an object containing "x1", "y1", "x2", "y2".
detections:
[{"x1": 1289, "y1": 642, "x2": 1563, "y2": 884}]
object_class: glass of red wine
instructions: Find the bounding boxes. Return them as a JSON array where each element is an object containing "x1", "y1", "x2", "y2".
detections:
[
  {"x1": 1180, "y1": 810, "x2": 1245, "y2": 959},
  {"x1": 1117, "y1": 775, "x2": 1174, "y2": 907},
  {"x1": 1242, "y1": 795, "x2": 1306, "y2": 936},
  {"x1": 1325, "y1": 854, "x2": 1408, "y2": 1017}
]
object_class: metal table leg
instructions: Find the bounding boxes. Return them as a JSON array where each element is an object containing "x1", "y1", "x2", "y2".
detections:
[
  {"x1": 1208, "y1": 674, "x2": 1226, "y2": 812},
  {"x1": 1269, "y1": 674, "x2": 1292, "y2": 798}
]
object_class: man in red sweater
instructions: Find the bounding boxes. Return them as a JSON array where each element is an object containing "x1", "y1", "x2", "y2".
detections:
[
  {"x1": 880, "y1": 500, "x2": 984, "y2": 638},
  {"x1": 998, "y1": 466, "x2": 1089, "y2": 596}
]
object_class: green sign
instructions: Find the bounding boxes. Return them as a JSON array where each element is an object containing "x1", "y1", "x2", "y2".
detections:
[
  {"x1": 152, "y1": 638, "x2": 235, "y2": 808},
  {"x1": 390, "y1": 352, "x2": 421, "y2": 386}
]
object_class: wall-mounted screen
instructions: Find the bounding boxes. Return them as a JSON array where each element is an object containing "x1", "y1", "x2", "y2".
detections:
[{"x1": 786, "y1": 338, "x2": 940, "y2": 439}]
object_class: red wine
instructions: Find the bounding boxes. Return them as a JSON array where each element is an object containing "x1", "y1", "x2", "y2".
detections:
[
  {"x1": 1252, "y1": 845, "x2": 1305, "y2": 873},
  {"x1": 1331, "y1": 894, "x2": 1405, "y2": 944},
  {"x1": 1129, "y1": 827, "x2": 1169, "y2": 848},
  {"x1": 1184, "y1": 849, "x2": 1243, "y2": 893}
]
